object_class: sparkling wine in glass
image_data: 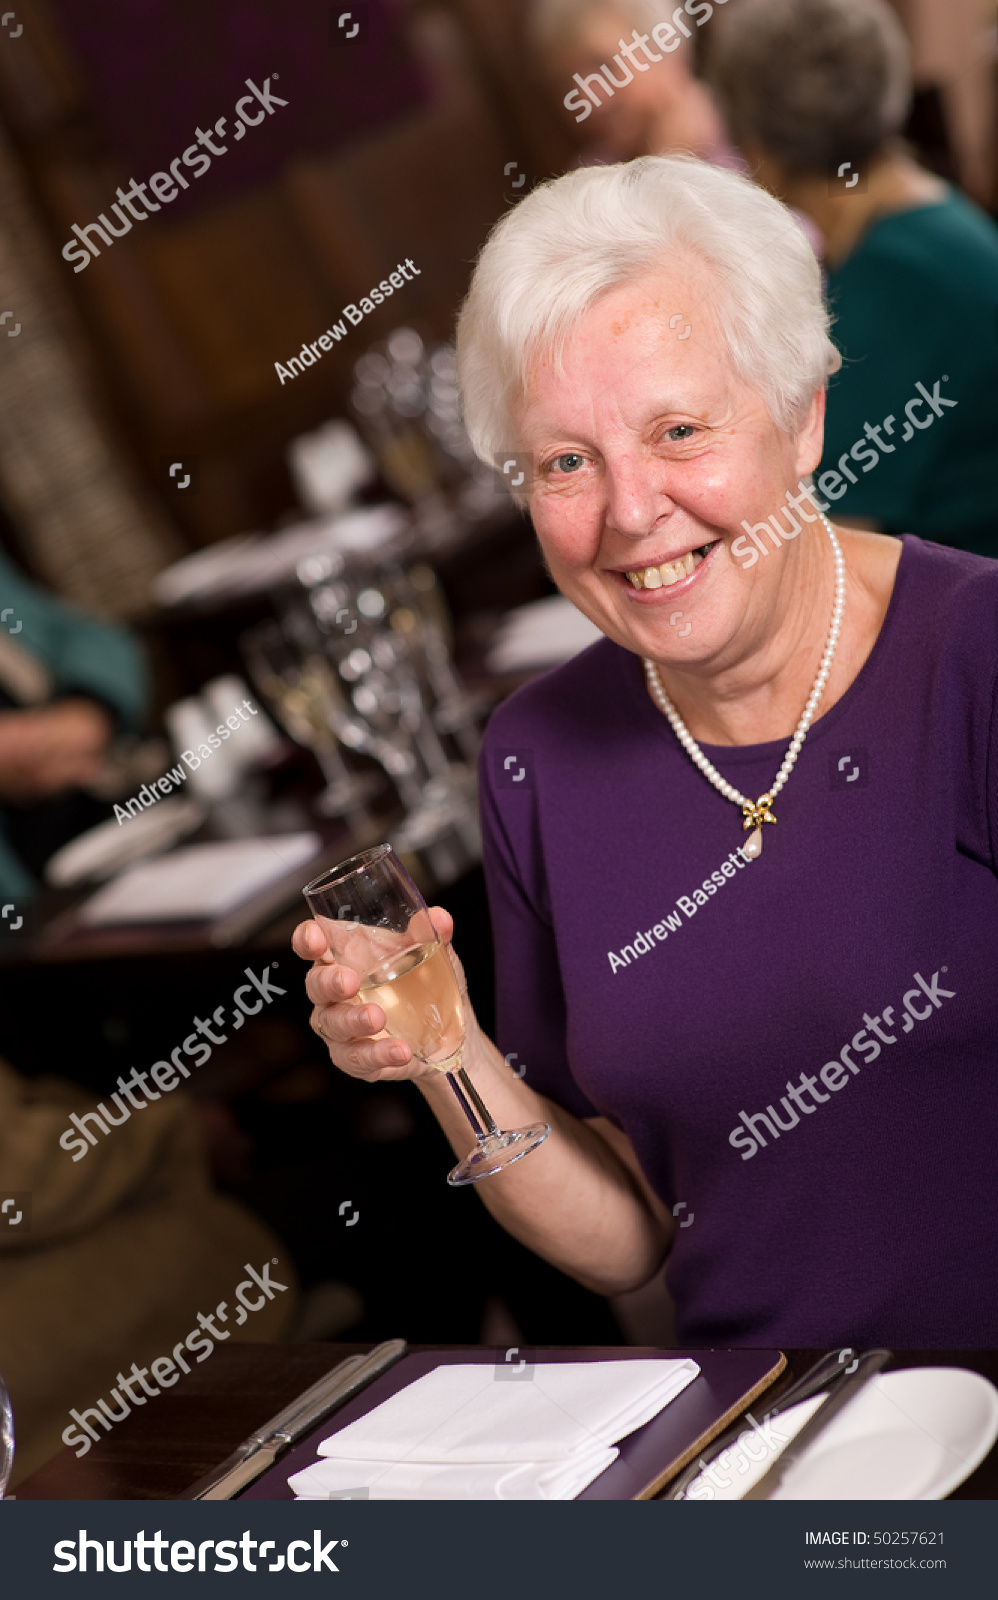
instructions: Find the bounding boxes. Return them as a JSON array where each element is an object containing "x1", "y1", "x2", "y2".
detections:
[{"x1": 303, "y1": 845, "x2": 549, "y2": 1185}]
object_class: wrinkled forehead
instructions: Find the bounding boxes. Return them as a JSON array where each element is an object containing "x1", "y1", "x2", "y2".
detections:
[
  {"x1": 516, "y1": 261, "x2": 732, "y2": 414},
  {"x1": 531, "y1": 247, "x2": 723, "y2": 359}
]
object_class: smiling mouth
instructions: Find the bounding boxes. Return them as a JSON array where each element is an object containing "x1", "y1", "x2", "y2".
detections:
[{"x1": 623, "y1": 541, "x2": 718, "y2": 590}]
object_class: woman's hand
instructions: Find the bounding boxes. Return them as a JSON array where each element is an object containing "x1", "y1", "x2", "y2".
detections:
[
  {"x1": 294, "y1": 907, "x2": 673, "y2": 1297},
  {"x1": 292, "y1": 906, "x2": 472, "y2": 1084},
  {"x1": 0, "y1": 699, "x2": 113, "y2": 802}
]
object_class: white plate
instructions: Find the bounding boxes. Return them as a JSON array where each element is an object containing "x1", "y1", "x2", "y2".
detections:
[
  {"x1": 485, "y1": 595, "x2": 603, "y2": 674},
  {"x1": 44, "y1": 798, "x2": 207, "y2": 888},
  {"x1": 687, "y1": 1367, "x2": 998, "y2": 1501},
  {"x1": 775, "y1": 1368, "x2": 998, "y2": 1500},
  {"x1": 151, "y1": 507, "x2": 408, "y2": 608}
]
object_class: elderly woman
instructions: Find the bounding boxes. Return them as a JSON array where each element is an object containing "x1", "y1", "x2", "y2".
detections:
[
  {"x1": 708, "y1": 0, "x2": 998, "y2": 556},
  {"x1": 295, "y1": 156, "x2": 998, "y2": 1348}
]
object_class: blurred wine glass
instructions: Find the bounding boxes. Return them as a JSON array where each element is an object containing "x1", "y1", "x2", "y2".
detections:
[
  {"x1": 390, "y1": 563, "x2": 492, "y2": 763},
  {"x1": 302, "y1": 575, "x2": 447, "y2": 809},
  {"x1": 349, "y1": 329, "x2": 502, "y2": 541},
  {"x1": 298, "y1": 570, "x2": 483, "y2": 869},
  {"x1": 241, "y1": 619, "x2": 379, "y2": 827},
  {"x1": 349, "y1": 329, "x2": 440, "y2": 508}
]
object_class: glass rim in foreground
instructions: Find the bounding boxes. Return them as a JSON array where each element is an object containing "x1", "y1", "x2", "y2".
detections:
[{"x1": 302, "y1": 843, "x2": 394, "y2": 901}]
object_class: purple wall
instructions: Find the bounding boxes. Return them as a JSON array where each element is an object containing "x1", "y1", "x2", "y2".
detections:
[{"x1": 49, "y1": 0, "x2": 428, "y2": 210}]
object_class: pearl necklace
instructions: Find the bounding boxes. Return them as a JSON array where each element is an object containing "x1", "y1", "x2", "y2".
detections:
[{"x1": 643, "y1": 512, "x2": 846, "y2": 859}]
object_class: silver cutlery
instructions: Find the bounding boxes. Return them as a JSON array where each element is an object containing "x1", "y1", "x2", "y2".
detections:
[
  {"x1": 666, "y1": 1347, "x2": 861, "y2": 1501},
  {"x1": 192, "y1": 1338, "x2": 406, "y2": 1501},
  {"x1": 740, "y1": 1347, "x2": 893, "y2": 1500}
]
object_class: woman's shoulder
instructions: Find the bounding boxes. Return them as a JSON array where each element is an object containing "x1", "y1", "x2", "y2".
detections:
[
  {"x1": 843, "y1": 190, "x2": 998, "y2": 295},
  {"x1": 905, "y1": 188, "x2": 998, "y2": 253},
  {"x1": 894, "y1": 535, "x2": 998, "y2": 652},
  {"x1": 899, "y1": 532, "x2": 998, "y2": 586}
]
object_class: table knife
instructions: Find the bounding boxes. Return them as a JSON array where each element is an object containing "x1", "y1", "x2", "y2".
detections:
[
  {"x1": 190, "y1": 1353, "x2": 367, "y2": 1498},
  {"x1": 740, "y1": 1347, "x2": 893, "y2": 1501},
  {"x1": 667, "y1": 1346, "x2": 860, "y2": 1501},
  {"x1": 193, "y1": 1339, "x2": 406, "y2": 1501}
]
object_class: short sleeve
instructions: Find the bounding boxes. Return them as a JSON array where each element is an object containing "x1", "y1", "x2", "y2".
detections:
[
  {"x1": 478, "y1": 733, "x2": 601, "y2": 1121},
  {"x1": 0, "y1": 548, "x2": 149, "y2": 729}
]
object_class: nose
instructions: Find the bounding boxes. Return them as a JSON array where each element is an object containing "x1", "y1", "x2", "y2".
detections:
[{"x1": 603, "y1": 450, "x2": 674, "y2": 541}]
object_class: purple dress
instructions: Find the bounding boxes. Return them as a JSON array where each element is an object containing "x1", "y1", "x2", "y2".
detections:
[{"x1": 478, "y1": 537, "x2": 998, "y2": 1347}]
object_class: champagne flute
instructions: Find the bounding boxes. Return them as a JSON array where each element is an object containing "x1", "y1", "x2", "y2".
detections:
[
  {"x1": 303, "y1": 845, "x2": 549, "y2": 1186},
  {"x1": 242, "y1": 621, "x2": 379, "y2": 824}
]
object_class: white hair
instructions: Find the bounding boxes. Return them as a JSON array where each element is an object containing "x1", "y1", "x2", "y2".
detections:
[{"x1": 456, "y1": 155, "x2": 840, "y2": 468}]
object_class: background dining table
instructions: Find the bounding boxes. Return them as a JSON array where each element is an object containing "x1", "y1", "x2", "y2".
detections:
[{"x1": 12, "y1": 1343, "x2": 998, "y2": 1501}]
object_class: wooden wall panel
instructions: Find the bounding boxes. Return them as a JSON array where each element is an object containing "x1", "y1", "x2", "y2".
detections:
[
  {"x1": 140, "y1": 190, "x2": 335, "y2": 416},
  {"x1": 286, "y1": 88, "x2": 511, "y2": 339},
  {"x1": 0, "y1": 0, "x2": 566, "y2": 551}
]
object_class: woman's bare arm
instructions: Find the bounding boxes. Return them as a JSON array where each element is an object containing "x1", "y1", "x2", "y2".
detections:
[
  {"x1": 414, "y1": 1024, "x2": 674, "y2": 1295},
  {"x1": 293, "y1": 909, "x2": 673, "y2": 1296}
]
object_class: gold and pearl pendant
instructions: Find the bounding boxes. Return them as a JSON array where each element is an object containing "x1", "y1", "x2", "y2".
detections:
[{"x1": 741, "y1": 793, "x2": 777, "y2": 859}]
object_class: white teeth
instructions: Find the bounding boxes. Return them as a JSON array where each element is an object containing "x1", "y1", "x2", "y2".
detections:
[{"x1": 625, "y1": 547, "x2": 707, "y2": 591}]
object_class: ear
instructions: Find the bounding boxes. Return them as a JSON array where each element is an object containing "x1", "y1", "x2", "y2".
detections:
[{"x1": 795, "y1": 388, "x2": 826, "y2": 479}]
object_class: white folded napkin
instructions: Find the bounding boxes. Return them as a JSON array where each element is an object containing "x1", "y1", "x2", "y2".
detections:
[
  {"x1": 289, "y1": 1443, "x2": 616, "y2": 1502},
  {"x1": 77, "y1": 834, "x2": 321, "y2": 924},
  {"x1": 288, "y1": 1359, "x2": 698, "y2": 1501}
]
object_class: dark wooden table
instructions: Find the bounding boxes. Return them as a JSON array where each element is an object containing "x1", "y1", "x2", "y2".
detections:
[{"x1": 14, "y1": 1344, "x2": 998, "y2": 1500}]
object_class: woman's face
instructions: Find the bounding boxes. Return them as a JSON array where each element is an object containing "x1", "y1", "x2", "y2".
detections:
[
  {"x1": 547, "y1": 9, "x2": 692, "y2": 160},
  {"x1": 517, "y1": 266, "x2": 825, "y2": 669}
]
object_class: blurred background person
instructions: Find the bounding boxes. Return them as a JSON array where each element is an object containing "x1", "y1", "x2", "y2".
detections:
[
  {"x1": 531, "y1": 0, "x2": 735, "y2": 166},
  {"x1": 709, "y1": 0, "x2": 998, "y2": 555},
  {"x1": 0, "y1": 543, "x2": 148, "y2": 905},
  {"x1": 0, "y1": 1050, "x2": 299, "y2": 1486},
  {"x1": 529, "y1": 0, "x2": 825, "y2": 261}
]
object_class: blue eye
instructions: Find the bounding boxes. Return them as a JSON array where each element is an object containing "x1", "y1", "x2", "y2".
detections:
[
  {"x1": 554, "y1": 453, "x2": 584, "y2": 473},
  {"x1": 667, "y1": 425, "x2": 696, "y2": 441}
]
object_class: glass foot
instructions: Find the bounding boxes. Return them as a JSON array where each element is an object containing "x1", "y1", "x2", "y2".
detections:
[{"x1": 446, "y1": 1123, "x2": 550, "y2": 1187}]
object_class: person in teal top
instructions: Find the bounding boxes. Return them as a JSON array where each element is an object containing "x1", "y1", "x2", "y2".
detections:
[
  {"x1": 709, "y1": 0, "x2": 998, "y2": 556},
  {"x1": 819, "y1": 193, "x2": 998, "y2": 554},
  {"x1": 0, "y1": 542, "x2": 148, "y2": 905}
]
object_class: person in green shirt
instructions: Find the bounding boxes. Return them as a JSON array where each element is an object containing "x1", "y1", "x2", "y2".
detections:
[
  {"x1": 0, "y1": 544, "x2": 148, "y2": 905},
  {"x1": 709, "y1": 0, "x2": 998, "y2": 556}
]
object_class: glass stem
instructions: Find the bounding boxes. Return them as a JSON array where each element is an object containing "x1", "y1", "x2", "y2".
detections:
[{"x1": 448, "y1": 1066, "x2": 501, "y2": 1145}]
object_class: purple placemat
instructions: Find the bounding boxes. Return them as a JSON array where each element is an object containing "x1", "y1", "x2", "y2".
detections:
[{"x1": 240, "y1": 1347, "x2": 785, "y2": 1502}]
